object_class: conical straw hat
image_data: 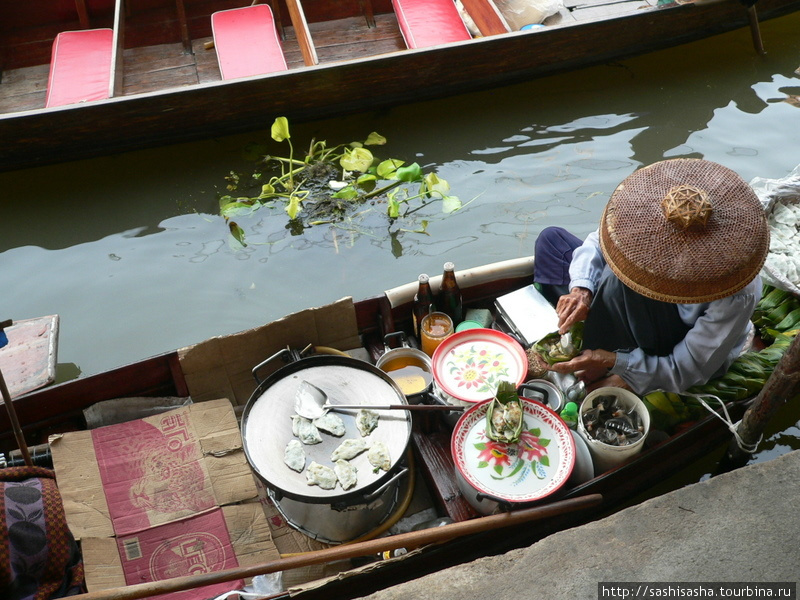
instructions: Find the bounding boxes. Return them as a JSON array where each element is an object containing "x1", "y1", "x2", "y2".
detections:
[{"x1": 599, "y1": 159, "x2": 770, "y2": 303}]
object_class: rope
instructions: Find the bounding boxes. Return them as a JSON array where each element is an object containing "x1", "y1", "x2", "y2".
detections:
[{"x1": 682, "y1": 391, "x2": 762, "y2": 454}]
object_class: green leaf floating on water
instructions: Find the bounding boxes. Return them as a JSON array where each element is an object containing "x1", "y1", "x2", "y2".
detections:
[{"x1": 340, "y1": 147, "x2": 374, "y2": 173}]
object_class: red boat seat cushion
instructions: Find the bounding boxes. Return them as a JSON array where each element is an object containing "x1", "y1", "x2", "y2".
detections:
[
  {"x1": 212, "y1": 4, "x2": 288, "y2": 80},
  {"x1": 45, "y1": 29, "x2": 114, "y2": 108},
  {"x1": 392, "y1": 0, "x2": 472, "y2": 49}
]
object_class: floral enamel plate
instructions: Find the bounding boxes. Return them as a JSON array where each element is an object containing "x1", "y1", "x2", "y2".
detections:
[
  {"x1": 451, "y1": 398, "x2": 576, "y2": 504},
  {"x1": 431, "y1": 328, "x2": 528, "y2": 404}
]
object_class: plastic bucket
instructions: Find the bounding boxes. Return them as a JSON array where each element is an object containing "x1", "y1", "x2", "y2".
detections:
[{"x1": 577, "y1": 387, "x2": 650, "y2": 475}]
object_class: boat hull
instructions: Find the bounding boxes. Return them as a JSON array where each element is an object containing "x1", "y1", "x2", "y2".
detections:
[{"x1": 1, "y1": 0, "x2": 799, "y2": 171}]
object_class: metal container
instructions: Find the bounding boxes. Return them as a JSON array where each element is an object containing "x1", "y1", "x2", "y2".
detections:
[
  {"x1": 241, "y1": 354, "x2": 412, "y2": 544},
  {"x1": 375, "y1": 331, "x2": 433, "y2": 404},
  {"x1": 577, "y1": 387, "x2": 650, "y2": 475},
  {"x1": 519, "y1": 379, "x2": 565, "y2": 413}
]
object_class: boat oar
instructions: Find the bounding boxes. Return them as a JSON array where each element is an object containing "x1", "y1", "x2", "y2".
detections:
[
  {"x1": 0, "y1": 319, "x2": 33, "y2": 468},
  {"x1": 69, "y1": 493, "x2": 602, "y2": 600}
]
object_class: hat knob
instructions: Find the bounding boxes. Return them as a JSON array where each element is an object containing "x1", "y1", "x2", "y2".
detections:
[{"x1": 661, "y1": 185, "x2": 712, "y2": 231}]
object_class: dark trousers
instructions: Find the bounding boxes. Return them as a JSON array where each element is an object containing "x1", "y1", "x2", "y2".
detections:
[{"x1": 533, "y1": 227, "x2": 688, "y2": 355}]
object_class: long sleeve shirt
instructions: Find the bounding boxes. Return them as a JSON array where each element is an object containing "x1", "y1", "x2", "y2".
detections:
[{"x1": 569, "y1": 230, "x2": 761, "y2": 395}]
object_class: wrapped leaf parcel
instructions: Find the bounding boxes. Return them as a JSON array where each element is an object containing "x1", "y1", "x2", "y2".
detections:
[
  {"x1": 533, "y1": 322, "x2": 584, "y2": 366},
  {"x1": 486, "y1": 380, "x2": 524, "y2": 444}
]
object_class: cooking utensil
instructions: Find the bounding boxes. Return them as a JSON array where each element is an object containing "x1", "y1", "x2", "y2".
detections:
[{"x1": 295, "y1": 380, "x2": 463, "y2": 420}]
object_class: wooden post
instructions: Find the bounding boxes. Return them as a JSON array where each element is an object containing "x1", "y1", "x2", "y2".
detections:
[
  {"x1": 719, "y1": 331, "x2": 800, "y2": 473},
  {"x1": 747, "y1": 5, "x2": 766, "y2": 56},
  {"x1": 285, "y1": 0, "x2": 318, "y2": 66}
]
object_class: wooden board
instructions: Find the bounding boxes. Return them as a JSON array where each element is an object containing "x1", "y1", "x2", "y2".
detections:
[{"x1": 0, "y1": 315, "x2": 59, "y2": 399}]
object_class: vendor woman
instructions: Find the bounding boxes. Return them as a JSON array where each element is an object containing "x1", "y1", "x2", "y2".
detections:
[{"x1": 534, "y1": 158, "x2": 770, "y2": 395}]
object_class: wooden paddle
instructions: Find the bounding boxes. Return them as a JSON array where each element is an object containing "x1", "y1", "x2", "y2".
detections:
[{"x1": 70, "y1": 493, "x2": 602, "y2": 600}]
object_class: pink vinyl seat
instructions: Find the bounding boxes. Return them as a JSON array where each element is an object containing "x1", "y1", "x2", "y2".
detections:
[
  {"x1": 45, "y1": 29, "x2": 114, "y2": 108},
  {"x1": 392, "y1": 0, "x2": 472, "y2": 49},
  {"x1": 211, "y1": 4, "x2": 288, "y2": 80}
]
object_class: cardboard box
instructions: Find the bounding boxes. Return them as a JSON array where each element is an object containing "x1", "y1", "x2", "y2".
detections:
[{"x1": 50, "y1": 398, "x2": 280, "y2": 599}]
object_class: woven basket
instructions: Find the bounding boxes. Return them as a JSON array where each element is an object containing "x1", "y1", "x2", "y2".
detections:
[{"x1": 599, "y1": 159, "x2": 770, "y2": 303}]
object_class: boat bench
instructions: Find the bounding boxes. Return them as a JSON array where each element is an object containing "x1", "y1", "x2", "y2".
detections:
[
  {"x1": 392, "y1": 0, "x2": 473, "y2": 49},
  {"x1": 211, "y1": 4, "x2": 289, "y2": 80},
  {"x1": 45, "y1": 0, "x2": 124, "y2": 108},
  {"x1": 45, "y1": 29, "x2": 115, "y2": 108}
]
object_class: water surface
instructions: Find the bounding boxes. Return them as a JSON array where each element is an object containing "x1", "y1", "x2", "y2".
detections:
[{"x1": 1, "y1": 13, "x2": 799, "y2": 472}]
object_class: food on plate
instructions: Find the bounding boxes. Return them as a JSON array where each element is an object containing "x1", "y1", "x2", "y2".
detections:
[
  {"x1": 306, "y1": 462, "x2": 337, "y2": 489},
  {"x1": 334, "y1": 459, "x2": 358, "y2": 490},
  {"x1": 331, "y1": 438, "x2": 368, "y2": 462},
  {"x1": 313, "y1": 411, "x2": 346, "y2": 437},
  {"x1": 283, "y1": 439, "x2": 306, "y2": 473},
  {"x1": 292, "y1": 414, "x2": 323, "y2": 445},
  {"x1": 356, "y1": 409, "x2": 380, "y2": 437},
  {"x1": 485, "y1": 380, "x2": 524, "y2": 443},
  {"x1": 368, "y1": 441, "x2": 391, "y2": 472}
]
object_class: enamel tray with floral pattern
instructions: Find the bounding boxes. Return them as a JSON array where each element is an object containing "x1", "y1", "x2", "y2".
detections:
[
  {"x1": 451, "y1": 398, "x2": 576, "y2": 504},
  {"x1": 431, "y1": 328, "x2": 528, "y2": 404}
]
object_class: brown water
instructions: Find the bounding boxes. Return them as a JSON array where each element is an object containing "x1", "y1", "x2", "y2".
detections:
[{"x1": 1, "y1": 13, "x2": 799, "y2": 475}]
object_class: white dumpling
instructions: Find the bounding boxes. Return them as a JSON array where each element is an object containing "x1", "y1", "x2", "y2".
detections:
[
  {"x1": 356, "y1": 409, "x2": 379, "y2": 437},
  {"x1": 368, "y1": 441, "x2": 391, "y2": 472},
  {"x1": 334, "y1": 459, "x2": 358, "y2": 490},
  {"x1": 283, "y1": 439, "x2": 306, "y2": 473},
  {"x1": 313, "y1": 412, "x2": 346, "y2": 437},
  {"x1": 291, "y1": 415, "x2": 322, "y2": 445},
  {"x1": 306, "y1": 462, "x2": 337, "y2": 489},
  {"x1": 331, "y1": 438, "x2": 368, "y2": 462}
]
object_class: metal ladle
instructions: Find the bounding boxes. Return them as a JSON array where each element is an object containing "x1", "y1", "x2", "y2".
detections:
[{"x1": 294, "y1": 380, "x2": 463, "y2": 420}]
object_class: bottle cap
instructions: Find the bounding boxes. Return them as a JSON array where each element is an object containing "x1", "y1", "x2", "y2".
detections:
[
  {"x1": 561, "y1": 401, "x2": 579, "y2": 419},
  {"x1": 419, "y1": 273, "x2": 429, "y2": 282},
  {"x1": 443, "y1": 261, "x2": 454, "y2": 271}
]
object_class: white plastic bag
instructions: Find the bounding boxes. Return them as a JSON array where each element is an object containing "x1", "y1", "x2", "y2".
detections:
[
  {"x1": 750, "y1": 163, "x2": 800, "y2": 295},
  {"x1": 494, "y1": 0, "x2": 563, "y2": 29}
]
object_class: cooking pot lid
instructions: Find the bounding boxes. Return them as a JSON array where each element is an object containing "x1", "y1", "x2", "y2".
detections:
[
  {"x1": 242, "y1": 358, "x2": 411, "y2": 502},
  {"x1": 431, "y1": 328, "x2": 528, "y2": 403},
  {"x1": 451, "y1": 398, "x2": 575, "y2": 504}
]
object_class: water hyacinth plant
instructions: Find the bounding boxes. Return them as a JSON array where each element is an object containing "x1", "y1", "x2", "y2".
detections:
[{"x1": 219, "y1": 117, "x2": 464, "y2": 246}]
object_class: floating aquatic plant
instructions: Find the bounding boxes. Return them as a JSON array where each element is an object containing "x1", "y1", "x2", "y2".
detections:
[{"x1": 218, "y1": 117, "x2": 465, "y2": 246}]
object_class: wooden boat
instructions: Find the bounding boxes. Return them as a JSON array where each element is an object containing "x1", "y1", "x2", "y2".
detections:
[
  {"x1": 2, "y1": 0, "x2": 799, "y2": 173},
  {"x1": 0, "y1": 257, "x2": 764, "y2": 600}
]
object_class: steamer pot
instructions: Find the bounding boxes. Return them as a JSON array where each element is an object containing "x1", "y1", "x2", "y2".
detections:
[
  {"x1": 429, "y1": 328, "x2": 528, "y2": 427},
  {"x1": 451, "y1": 398, "x2": 575, "y2": 515},
  {"x1": 241, "y1": 354, "x2": 412, "y2": 544}
]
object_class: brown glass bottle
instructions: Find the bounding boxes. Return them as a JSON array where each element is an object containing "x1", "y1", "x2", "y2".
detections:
[
  {"x1": 412, "y1": 273, "x2": 435, "y2": 339},
  {"x1": 440, "y1": 262, "x2": 463, "y2": 324}
]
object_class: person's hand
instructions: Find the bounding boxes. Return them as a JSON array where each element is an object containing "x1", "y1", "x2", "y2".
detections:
[
  {"x1": 556, "y1": 287, "x2": 592, "y2": 334},
  {"x1": 549, "y1": 348, "x2": 617, "y2": 386}
]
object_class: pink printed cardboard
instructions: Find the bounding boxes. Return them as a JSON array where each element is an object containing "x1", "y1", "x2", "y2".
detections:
[{"x1": 50, "y1": 398, "x2": 280, "y2": 597}]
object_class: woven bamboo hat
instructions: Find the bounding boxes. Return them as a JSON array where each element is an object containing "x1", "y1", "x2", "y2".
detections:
[{"x1": 599, "y1": 158, "x2": 769, "y2": 303}]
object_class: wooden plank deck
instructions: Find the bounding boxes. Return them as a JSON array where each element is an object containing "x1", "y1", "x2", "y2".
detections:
[{"x1": 0, "y1": 13, "x2": 406, "y2": 114}]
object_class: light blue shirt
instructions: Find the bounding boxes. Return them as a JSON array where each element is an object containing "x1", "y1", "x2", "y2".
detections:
[{"x1": 569, "y1": 230, "x2": 760, "y2": 395}]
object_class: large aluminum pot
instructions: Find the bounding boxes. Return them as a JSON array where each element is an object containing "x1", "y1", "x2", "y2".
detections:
[{"x1": 241, "y1": 354, "x2": 411, "y2": 544}]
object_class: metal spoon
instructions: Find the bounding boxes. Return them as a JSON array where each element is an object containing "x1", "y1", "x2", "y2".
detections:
[{"x1": 294, "y1": 380, "x2": 463, "y2": 420}]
